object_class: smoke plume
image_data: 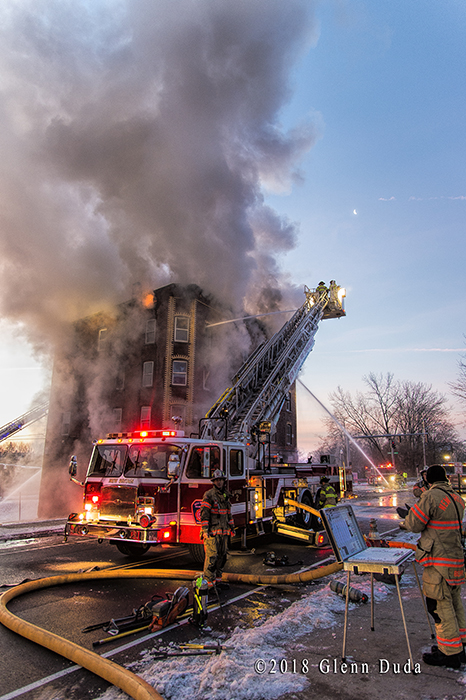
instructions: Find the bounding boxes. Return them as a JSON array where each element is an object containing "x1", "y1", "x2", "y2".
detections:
[{"x1": 0, "y1": 0, "x2": 319, "y2": 351}]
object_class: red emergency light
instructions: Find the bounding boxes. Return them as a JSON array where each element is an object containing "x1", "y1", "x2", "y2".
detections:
[
  {"x1": 158, "y1": 521, "x2": 177, "y2": 542},
  {"x1": 105, "y1": 429, "x2": 185, "y2": 440}
]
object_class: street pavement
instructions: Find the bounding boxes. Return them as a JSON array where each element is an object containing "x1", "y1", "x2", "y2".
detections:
[
  {"x1": 0, "y1": 518, "x2": 65, "y2": 542},
  {"x1": 2, "y1": 490, "x2": 466, "y2": 700}
]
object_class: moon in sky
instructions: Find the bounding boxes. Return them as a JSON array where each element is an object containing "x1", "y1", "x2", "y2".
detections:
[{"x1": 353, "y1": 209, "x2": 358, "y2": 215}]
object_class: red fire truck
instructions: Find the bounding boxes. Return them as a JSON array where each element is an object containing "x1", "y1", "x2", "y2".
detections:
[
  {"x1": 439, "y1": 462, "x2": 466, "y2": 495},
  {"x1": 65, "y1": 284, "x2": 350, "y2": 561},
  {"x1": 366, "y1": 463, "x2": 398, "y2": 486}
]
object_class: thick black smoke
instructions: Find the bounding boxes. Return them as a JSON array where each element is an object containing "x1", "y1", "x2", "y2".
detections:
[{"x1": 0, "y1": 0, "x2": 319, "y2": 352}]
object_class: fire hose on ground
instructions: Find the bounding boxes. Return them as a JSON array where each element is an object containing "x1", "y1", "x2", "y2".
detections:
[
  {"x1": 0, "y1": 492, "x2": 415, "y2": 700},
  {"x1": 0, "y1": 562, "x2": 344, "y2": 700}
]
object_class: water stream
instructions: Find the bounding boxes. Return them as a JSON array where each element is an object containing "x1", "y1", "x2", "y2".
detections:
[
  {"x1": 3, "y1": 468, "x2": 41, "y2": 501},
  {"x1": 297, "y1": 378, "x2": 390, "y2": 485}
]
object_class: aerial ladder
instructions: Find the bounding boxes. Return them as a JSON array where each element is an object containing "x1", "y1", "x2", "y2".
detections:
[
  {"x1": 0, "y1": 403, "x2": 49, "y2": 443},
  {"x1": 201, "y1": 282, "x2": 345, "y2": 446}
]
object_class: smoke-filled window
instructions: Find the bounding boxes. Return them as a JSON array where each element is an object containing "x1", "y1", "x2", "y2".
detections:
[
  {"x1": 142, "y1": 361, "x2": 154, "y2": 387},
  {"x1": 145, "y1": 318, "x2": 156, "y2": 344},
  {"x1": 98, "y1": 328, "x2": 107, "y2": 351},
  {"x1": 113, "y1": 408, "x2": 122, "y2": 431},
  {"x1": 116, "y1": 371, "x2": 125, "y2": 391},
  {"x1": 174, "y1": 316, "x2": 189, "y2": 343},
  {"x1": 172, "y1": 360, "x2": 187, "y2": 386},
  {"x1": 61, "y1": 411, "x2": 71, "y2": 436},
  {"x1": 140, "y1": 406, "x2": 151, "y2": 429}
]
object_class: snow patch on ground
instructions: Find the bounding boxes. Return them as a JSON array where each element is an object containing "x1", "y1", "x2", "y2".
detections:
[
  {"x1": 0, "y1": 537, "x2": 39, "y2": 549},
  {"x1": 97, "y1": 575, "x2": 391, "y2": 700}
]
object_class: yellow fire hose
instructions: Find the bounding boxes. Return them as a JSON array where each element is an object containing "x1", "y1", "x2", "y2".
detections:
[
  {"x1": 0, "y1": 563, "x2": 343, "y2": 700},
  {"x1": 284, "y1": 498, "x2": 418, "y2": 552},
  {"x1": 283, "y1": 497, "x2": 321, "y2": 519}
]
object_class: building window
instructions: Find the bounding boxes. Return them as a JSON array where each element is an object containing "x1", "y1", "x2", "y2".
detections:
[
  {"x1": 116, "y1": 371, "x2": 125, "y2": 391},
  {"x1": 98, "y1": 328, "x2": 107, "y2": 351},
  {"x1": 145, "y1": 318, "x2": 156, "y2": 344},
  {"x1": 172, "y1": 360, "x2": 188, "y2": 386},
  {"x1": 142, "y1": 361, "x2": 154, "y2": 387},
  {"x1": 113, "y1": 408, "x2": 122, "y2": 432},
  {"x1": 286, "y1": 423, "x2": 293, "y2": 445},
  {"x1": 285, "y1": 392, "x2": 292, "y2": 412},
  {"x1": 140, "y1": 406, "x2": 151, "y2": 429},
  {"x1": 174, "y1": 316, "x2": 189, "y2": 343},
  {"x1": 61, "y1": 411, "x2": 71, "y2": 436}
]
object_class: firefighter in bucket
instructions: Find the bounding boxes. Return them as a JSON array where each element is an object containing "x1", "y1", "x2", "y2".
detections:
[{"x1": 200, "y1": 469, "x2": 235, "y2": 590}]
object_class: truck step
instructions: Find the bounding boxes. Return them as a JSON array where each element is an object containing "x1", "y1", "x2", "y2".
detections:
[{"x1": 274, "y1": 522, "x2": 315, "y2": 543}]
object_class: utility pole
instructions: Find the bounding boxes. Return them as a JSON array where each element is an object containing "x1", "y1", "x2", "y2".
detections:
[
  {"x1": 422, "y1": 421, "x2": 427, "y2": 468},
  {"x1": 390, "y1": 439, "x2": 396, "y2": 471}
]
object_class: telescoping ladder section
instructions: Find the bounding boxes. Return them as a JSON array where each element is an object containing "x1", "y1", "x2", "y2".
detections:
[
  {"x1": 203, "y1": 284, "x2": 343, "y2": 441},
  {"x1": 0, "y1": 403, "x2": 49, "y2": 443}
]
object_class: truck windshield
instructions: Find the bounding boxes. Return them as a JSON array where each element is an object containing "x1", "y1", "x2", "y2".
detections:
[
  {"x1": 124, "y1": 444, "x2": 183, "y2": 479},
  {"x1": 87, "y1": 445, "x2": 128, "y2": 477}
]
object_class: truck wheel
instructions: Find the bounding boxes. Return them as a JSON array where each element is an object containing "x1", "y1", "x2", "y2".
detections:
[
  {"x1": 188, "y1": 543, "x2": 205, "y2": 564},
  {"x1": 296, "y1": 493, "x2": 320, "y2": 530},
  {"x1": 116, "y1": 541, "x2": 150, "y2": 558}
]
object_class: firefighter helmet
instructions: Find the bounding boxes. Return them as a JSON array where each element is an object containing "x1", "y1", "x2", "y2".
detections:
[
  {"x1": 211, "y1": 469, "x2": 226, "y2": 481},
  {"x1": 320, "y1": 476, "x2": 330, "y2": 484}
]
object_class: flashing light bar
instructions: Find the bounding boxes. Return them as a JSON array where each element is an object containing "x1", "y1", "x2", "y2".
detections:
[{"x1": 104, "y1": 429, "x2": 185, "y2": 440}]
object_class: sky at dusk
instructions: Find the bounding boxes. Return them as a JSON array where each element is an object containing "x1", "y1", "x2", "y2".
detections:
[{"x1": 0, "y1": 0, "x2": 465, "y2": 455}]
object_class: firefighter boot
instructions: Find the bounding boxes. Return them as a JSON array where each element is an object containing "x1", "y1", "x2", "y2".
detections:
[
  {"x1": 431, "y1": 644, "x2": 466, "y2": 664},
  {"x1": 422, "y1": 648, "x2": 462, "y2": 669}
]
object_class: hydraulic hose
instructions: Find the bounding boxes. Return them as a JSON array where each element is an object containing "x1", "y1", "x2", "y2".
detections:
[{"x1": 0, "y1": 563, "x2": 343, "y2": 700}]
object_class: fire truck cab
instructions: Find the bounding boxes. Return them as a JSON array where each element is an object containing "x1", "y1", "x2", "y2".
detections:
[
  {"x1": 65, "y1": 430, "x2": 350, "y2": 560},
  {"x1": 366, "y1": 464, "x2": 398, "y2": 486}
]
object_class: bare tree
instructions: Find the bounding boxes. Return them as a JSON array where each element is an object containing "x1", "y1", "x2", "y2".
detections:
[
  {"x1": 328, "y1": 373, "x2": 400, "y2": 464},
  {"x1": 327, "y1": 373, "x2": 464, "y2": 475},
  {"x1": 449, "y1": 355, "x2": 466, "y2": 407}
]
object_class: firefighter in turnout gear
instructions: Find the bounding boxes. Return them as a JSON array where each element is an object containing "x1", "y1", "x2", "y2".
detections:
[
  {"x1": 413, "y1": 468, "x2": 429, "y2": 499},
  {"x1": 404, "y1": 464, "x2": 466, "y2": 668},
  {"x1": 200, "y1": 469, "x2": 235, "y2": 590},
  {"x1": 316, "y1": 476, "x2": 338, "y2": 509},
  {"x1": 316, "y1": 281, "x2": 328, "y2": 303}
]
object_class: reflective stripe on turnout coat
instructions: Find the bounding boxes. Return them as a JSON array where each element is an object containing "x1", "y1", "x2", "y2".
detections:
[
  {"x1": 200, "y1": 486, "x2": 235, "y2": 536},
  {"x1": 405, "y1": 482, "x2": 466, "y2": 590}
]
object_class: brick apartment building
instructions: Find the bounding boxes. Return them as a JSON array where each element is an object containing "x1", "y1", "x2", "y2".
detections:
[{"x1": 38, "y1": 283, "x2": 297, "y2": 517}]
